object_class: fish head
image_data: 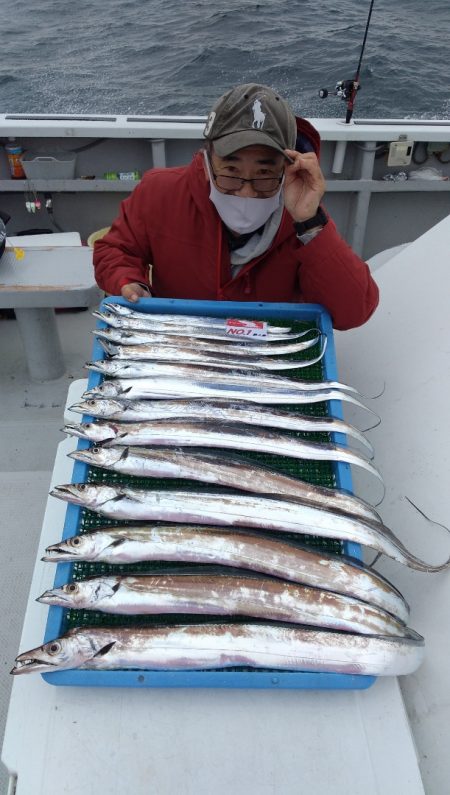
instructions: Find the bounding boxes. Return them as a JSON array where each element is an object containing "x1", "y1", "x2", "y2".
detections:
[
  {"x1": 37, "y1": 580, "x2": 88, "y2": 608},
  {"x1": 87, "y1": 361, "x2": 136, "y2": 377},
  {"x1": 69, "y1": 445, "x2": 125, "y2": 467},
  {"x1": 94, "y1": 327, "x2": 133, "y2": 345},
  {"x1": 67, "y1": 400, "x2": 92, "y2": 416},
  {"x1": 83, "y1": 382, "x2": 122, "y2": 399},
  {"x1": 93, "y1": 326, "x2": 116, "y2": 340},
  {"x1": 62, "y1": 422, "x2": 116, "y2": 442},
  {"x1": 85, "y1": 360, "x2": 113, "y2": 375},
  {"x1": 69, "y1": 398, "x2": 126, "y2": 418},
  {"x1": 106, "y1": 303, "x2": 129, "y2": 317},
  {"x1": 42, "y1": 532, "x2": 104, "y2": 561},
  {"x1": 92, "y1": 309, "x2": 121, "y2": 326},
  {"x1": 37, "y1": 578, "x2": 117, "y2": 608},
  {"x1": 49, "y1": 482, "x2": 119, "y2": 508},
  {"x1": 62, "y1": 422, "x2": 86, "y2": 439},
  {"x1": 11, "y1": 628, "x2": 113, "y2": 675},
  {"x1": 98, "y1": 339, "x2": 118, "y2": 357},
  {"x1": 92, "y1": 310, "x2": 109, "y2": 321}
]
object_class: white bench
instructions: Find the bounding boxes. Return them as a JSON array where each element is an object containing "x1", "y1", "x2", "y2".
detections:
[{"x1": 0, "y1": 235, "x2": 101, "y2": 380}]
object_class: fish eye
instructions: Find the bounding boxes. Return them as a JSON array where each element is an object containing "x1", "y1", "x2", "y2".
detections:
[
  {"x1": 78, "y1": 484, "x2": 86, "y2": 491},
  {"x1": 88, "y1": 399, "x2": 96, "y2": 406},
  {"x1": 66, "y1": 583, "x2": 78, "y2": 593},
  {"x1": 47, "y1": 642, "x2": 61, "y2": 655},
  {"x1": 71, "y1": 537, "x2": 81, "y2": 546},
  {"x1": 92, "y1": 447, "x2": 100, "y2": 453}
]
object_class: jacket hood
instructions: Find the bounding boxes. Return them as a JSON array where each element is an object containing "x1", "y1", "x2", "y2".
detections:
[{"x1": 295, "y1": 116, "x2": 321, "y2": 157}]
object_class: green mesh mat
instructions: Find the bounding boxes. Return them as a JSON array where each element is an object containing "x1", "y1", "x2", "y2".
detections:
[{"x1": 64, "y1": 318, "x2": 347, "y2": 631}]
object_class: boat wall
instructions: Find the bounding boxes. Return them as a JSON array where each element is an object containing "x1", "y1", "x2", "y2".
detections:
[{"x1": 1, "y1": 116, "x2": 449, "y2": 260}]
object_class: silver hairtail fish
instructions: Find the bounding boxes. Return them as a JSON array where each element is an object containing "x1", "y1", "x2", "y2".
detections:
[
  {"x1": 93, "y1": 311, "x2": 308, "y2": 341},
  {"x1": 68, "y1": 398, "x2": 374, "y2": 456},
  {"x1": 100, "y1": 305, "x2": 294, "y2": 334},
  {"x1": 42, "y1": 525, "x2": 409, "y2": 622},
  {"x1": 93, "y1": 326, "x2": 322, "y2": 355},
  {"x1": 97, "y1": 337, "x2": 327, "y2": 371},
  {"x1": 37, "y1": 573, "x2": 407, "y2": 637},
  {"x1": 82, "y1": 378, "x2": 375, "y2": 414},
  {"x1": 63, "y1": 420, "x2": 381, "y2": 483},
  {"x1": 49, "y1": 483, "x2": 449, "y2": 572},
  {"x1": 84, "y1": 359, "x2": 358, "y2": 393},
  {"x1": 68, "y1": 446, "x2": 380, "y2": 522},
  {"x1": 11, "y1": 623, "x2": 425, "y2": 677}
]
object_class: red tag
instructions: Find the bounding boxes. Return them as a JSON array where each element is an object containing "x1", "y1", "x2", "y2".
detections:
[{"x1": 225, "y1": 318, "x2": 268, "y2": 338}]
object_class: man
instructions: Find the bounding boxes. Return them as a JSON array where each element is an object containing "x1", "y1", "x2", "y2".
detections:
[{"x1": 94, "y1": 83, "x2": 378, "y2": 330}]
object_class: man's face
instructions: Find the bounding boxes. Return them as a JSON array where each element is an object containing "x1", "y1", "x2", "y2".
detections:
[{"x1": 207, "y1": 145, "x2": 285, "y2": 198}]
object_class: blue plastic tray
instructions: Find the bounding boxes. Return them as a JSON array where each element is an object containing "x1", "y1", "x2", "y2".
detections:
[{"x1": 43, "y1": 297, "x2": 375, "y2": 690}]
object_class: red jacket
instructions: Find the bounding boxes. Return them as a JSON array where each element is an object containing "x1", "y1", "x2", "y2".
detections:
[{"x1": 94, "y1": 119, "x2": 378, "y2": 330}]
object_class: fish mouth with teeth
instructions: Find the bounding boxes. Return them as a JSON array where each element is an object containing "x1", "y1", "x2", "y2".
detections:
[
  {"x1": 41, "y1": 546, "x2": 79, "y2": 561},
  {"x1": 37, "y1": 589, "x2": 72, "y2": 605},
  {"x1": 50, "y1": 484, "x2": 86, "y2": 505},
  {"x1": 11, "y1": 656, "x2": 58, "y2": 674},
  {"x1": 41, "y1": 546, "x2": 68, "y2": 560}
]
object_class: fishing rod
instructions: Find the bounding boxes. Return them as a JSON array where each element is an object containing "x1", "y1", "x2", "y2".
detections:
[{"x1": 319, "y1": 0, "x2": 375, "y2": 123}]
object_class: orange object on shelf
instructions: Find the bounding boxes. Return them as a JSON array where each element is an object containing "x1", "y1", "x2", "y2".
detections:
[{"x1": 5, "y1": 140, "x2": 25, "y2": 179}]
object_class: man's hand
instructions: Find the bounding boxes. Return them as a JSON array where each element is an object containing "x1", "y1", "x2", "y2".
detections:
[
  {"x1": 121, "y1": 283, "x2": 151, "y2": 303},
  {"x1": 283, "y1": 149, "x2": 326, "y2": 223}
]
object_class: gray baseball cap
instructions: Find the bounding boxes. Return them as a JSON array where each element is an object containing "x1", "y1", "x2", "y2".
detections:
[{"x1": 203, "y1": 83, "x2": 297, "y2": 157}]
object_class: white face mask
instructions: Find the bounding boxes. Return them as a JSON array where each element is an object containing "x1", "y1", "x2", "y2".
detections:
[{"x1": 204, "y1": 151, "x2": 283, "y2": 235}]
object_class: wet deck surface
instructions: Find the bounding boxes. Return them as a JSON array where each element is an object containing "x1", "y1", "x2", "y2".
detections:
[{"x1": 0, "y1": 307, "x2": 97, "y2": 792}]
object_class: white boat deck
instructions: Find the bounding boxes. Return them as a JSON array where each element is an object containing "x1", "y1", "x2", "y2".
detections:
[
  {"x1": 334, "y1": 214, "x2": 450, "y2": 794},
  {"x1": 1, "y1": 217, "x2": 449, "y2": 792},
  {"x1": 0, "y1": 426, "x2": 426, "y2": 795},
  {"x1": 0, "y1": 307, "x2": 97, "y2": 794}
]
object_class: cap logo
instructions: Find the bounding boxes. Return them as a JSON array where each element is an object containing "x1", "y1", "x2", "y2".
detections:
[
  {"x1": 204, "y1": 111, "x2": 216, "y2": 137},
  {"x1": 252, "y1": 99, "x2": 266, "y2": 130}
]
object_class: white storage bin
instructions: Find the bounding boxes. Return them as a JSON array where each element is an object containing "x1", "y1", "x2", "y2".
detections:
[{"x1": 21, "y1": 151, "x2": 77, "y2": 180}]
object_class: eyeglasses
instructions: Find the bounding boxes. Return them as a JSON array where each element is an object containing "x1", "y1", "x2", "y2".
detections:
[{"x1": 209, "y1": 158, "x2": 284, "y2": 194}]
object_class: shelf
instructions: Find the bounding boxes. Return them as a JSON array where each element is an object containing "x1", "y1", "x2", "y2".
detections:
[
  {"x1": 0, "y1": 178, "x2": 449, "y2": 194},
  {"x1": 0, "y1": 179, "x2": 140, "y2": 192},
  {"x1": 326, "y1": 179, "x2": 450, "y2": 192}
]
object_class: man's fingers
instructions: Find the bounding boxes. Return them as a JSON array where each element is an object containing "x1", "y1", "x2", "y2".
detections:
[
  {"x1": 121, "y1": 288, "x2": 138, "y2": 302},
  {"x1": 284, "y1": 149, "x2": 317, "y2": 160},
  {"x1": 121, "y1": 283, "x2": 149, "y2": 303},
  {"x1": 286, "y1": 157, "x2": 320, "y2": 177}
]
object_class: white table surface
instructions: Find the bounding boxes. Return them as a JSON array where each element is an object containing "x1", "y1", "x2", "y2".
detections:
[
  {"x1": 0, "y1": 246, "x2": 101, "y2": 308},
  {"x1": 1, "y1": 378, "x2": 425, "y2": 795},
  {"x1": 6, "y1": 232, "x2": 82, "y2": 247}
]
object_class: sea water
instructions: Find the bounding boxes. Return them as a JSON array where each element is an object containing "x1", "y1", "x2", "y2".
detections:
[{"x1": 2, "y1": 0, "x2": 449, "y2": 119}]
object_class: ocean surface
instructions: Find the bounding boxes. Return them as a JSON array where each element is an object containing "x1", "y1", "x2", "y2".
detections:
[{"x1": 2, "y1": 0, "x2": 449, "y2": 120}]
